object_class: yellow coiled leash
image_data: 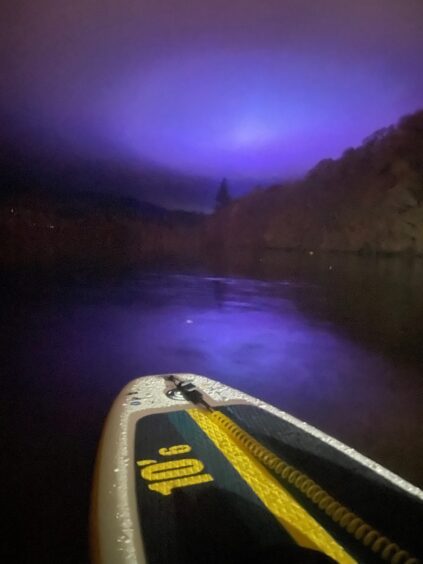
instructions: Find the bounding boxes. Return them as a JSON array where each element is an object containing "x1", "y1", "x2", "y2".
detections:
[
  {"x1": 164, "y1": 376, "x2": 419, "y2": 564},
  {"x1": 209, "y1": 410, "x2": 420, "y2": 564}
]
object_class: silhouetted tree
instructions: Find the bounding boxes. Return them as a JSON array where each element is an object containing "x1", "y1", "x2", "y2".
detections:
[{"x1": 215, "y1": 178, "x2": 232, "y2": 211}]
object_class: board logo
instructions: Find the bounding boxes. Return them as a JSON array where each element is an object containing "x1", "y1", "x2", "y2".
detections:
[{"x1": 136, "y1": 444, "x2": 214, "y2": 495}]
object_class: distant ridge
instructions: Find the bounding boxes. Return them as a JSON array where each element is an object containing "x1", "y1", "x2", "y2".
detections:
[{"x1": 0, "y1": 132, "x2": 216, "y2": 213}]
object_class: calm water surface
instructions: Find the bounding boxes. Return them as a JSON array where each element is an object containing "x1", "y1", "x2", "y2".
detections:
[{"x1": 2, "y1": 253, "x2": 423, "y2": 562}]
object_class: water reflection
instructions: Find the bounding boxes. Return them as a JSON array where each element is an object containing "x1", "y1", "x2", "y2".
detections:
[
  {"x1": 2, "y1": 253, "x2": 423, "y2": 562},
  {"x1": 207, "y1": 251, "x2": 423, "y2": 365}
]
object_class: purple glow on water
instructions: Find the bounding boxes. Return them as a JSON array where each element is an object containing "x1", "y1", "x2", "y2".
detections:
[
  {"x1": 4, "y1": 265, "x2": 423, "y2": 562},
  {"x1": 14, "y1": 272, "x2": 421, "y2": 476}
]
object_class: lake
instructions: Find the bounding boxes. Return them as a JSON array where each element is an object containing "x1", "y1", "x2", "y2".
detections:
[{"x1": 2, "y1": 251, "x2": 423, "y2": 563}]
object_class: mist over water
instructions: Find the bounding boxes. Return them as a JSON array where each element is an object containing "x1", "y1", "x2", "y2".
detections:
[{"x1": 2, "y1": 252, "x2": 423, "y2": 562}]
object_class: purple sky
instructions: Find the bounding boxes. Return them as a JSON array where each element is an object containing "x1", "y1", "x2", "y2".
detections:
[{"x1": 2, "y1": 0, "x2": 423, "y2": 207}]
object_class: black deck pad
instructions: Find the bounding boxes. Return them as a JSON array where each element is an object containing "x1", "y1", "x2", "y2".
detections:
[
  {"x1": 223, "y1": 405, "x2": 423, "y2": 560},
  {"x1": 134, "y1": 408, "x2": 335, "y2": 563},
  {"x1": 134, "y1": 405, "x2": 423, "y2": 563}
]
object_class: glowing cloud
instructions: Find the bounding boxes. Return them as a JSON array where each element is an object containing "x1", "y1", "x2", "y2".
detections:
[{"x1": 104, "y1": 50, "x2": 410, "y2": 178}]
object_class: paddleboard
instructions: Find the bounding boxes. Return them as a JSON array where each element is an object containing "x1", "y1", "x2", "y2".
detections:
[{"x1": 91, "y1": 374, "x2": 422, "y2": 564}]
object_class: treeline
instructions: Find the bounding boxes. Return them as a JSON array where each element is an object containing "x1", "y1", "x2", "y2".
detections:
[
  {"x1": 0, "y1": 195, "x2": 203, "y2": 267},
  {"x1": 4, "y1": 108, "x2": 423, "y2": 266},
  {"x1": 206, "y1": 109, "x2": 423, "y2": 255}
]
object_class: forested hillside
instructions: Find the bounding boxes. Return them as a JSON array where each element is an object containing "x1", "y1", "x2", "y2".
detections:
[{"x1": 207, "y1": 110, "x2": 423, "y2": 255}]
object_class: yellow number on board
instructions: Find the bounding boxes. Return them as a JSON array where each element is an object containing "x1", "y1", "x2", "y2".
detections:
[
  {"x1": 158, "y1": 444, "x2": 192, "y2": 456},
  {"x1": 136, "y1": 444, "x2": 214, "y2": 495},
  {"x1": 141, "y1": 459, "x2": 204, "y2": 481},
  {"x1": 148, "y1": 473, "x2": 213, "y2": 496}
]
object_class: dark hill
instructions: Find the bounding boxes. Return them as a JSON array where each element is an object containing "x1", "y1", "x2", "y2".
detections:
[{"x1": 207, "y1": 109, "x2": 423, "y2": 255}]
